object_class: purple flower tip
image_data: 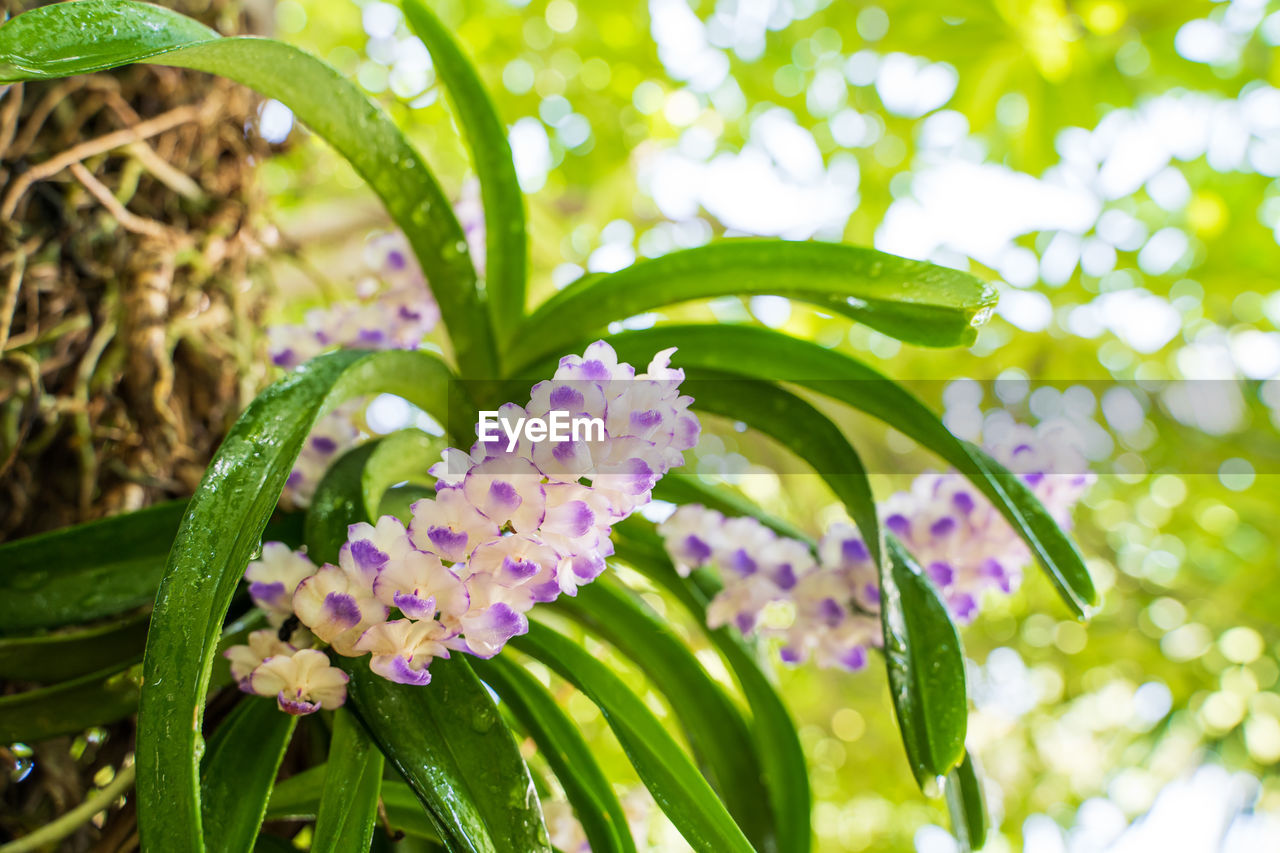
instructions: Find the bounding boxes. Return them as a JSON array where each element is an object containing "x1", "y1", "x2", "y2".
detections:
[
  {"x1": 323, "y1": 592, "x2": 362, "y2": 627},
  {"x1": 841, "y1": 538, "x2": 869, "y2": 563}
]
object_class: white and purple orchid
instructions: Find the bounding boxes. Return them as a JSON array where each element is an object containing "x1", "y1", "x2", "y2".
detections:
[
  {"x1": 225, "y1": 341, "x2": 701, "y2": 713},
  {"x1": 658, "y1": 419, "x2": 1093, "y2": 671}
]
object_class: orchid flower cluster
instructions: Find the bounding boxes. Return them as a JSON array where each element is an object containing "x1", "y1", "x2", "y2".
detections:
[
  {"x1": 659, "y1": 420, "x2": 1094, "y2": 672},
  {"x1": 267, "y1": 232, "x2": 441, "y2": 372},
  {"x1": 225, "y1": 341, "x2": 700, "y2": 715},
  {"x1": 271, "y1": 180, "x2": 487, "y2": 507}
]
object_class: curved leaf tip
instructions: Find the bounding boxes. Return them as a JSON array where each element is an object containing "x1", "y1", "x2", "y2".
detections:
[{"x1": 0, "y1": 0, "x2": 219, "y2": 81}]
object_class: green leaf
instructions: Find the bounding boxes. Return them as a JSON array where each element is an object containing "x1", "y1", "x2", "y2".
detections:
[
  {"x1": 964, "y1": 444, "x2": 1096, "y2": 617},
  {"x1": 881, "y1": 538, "x2": 967, "y2": 789},
  {"x1": 200, "y1": 697, "x2": 297, "y2": 853},
  {"x1": 378, "y1": 484, "x2": 437, "y2": 524},
  {"x1": 401, "y1": 0, "x2": 527, "y2": 345},
  {"x1": 512, "y1": 240, "x2": 997, "y2": 371},
  {"x1": 946, "y1": 753, "x2": 988, "y2": 852},
  {"x1": 608, "y1": 522, "x2": 811, "y2": 853},
  {"x1": 340, "y1": 659, "x2": 551, "y2": 853},
  {"x1": 305, "y1": 438, "x2": 551, "y2": 853},
  {"x1": 685, "y1": 373, "x2": 882, "y2": 567},
  {"x1": 0, "y1": 658, "x2": 141, "y2": 743},
  {"x1": 0, "y1": 611, "x2": 264, "y2": 743},
  {"x1": 653, "y1": 474, "x2": 810, "y2": 543},
  {"x1": 0, "y1": 506, "x2": 300, "y2": 641},
  {"x1": 312, "y1": 709, "x2": 384, "y2": 853},
  {"x1": 511, "y1": 622, "x2": 755, "y2": 853},
  {"x1": 0, "y1": 0, "x2": 498, "y2": 375},
  {"x1": 123, "y1": 348, "x2": 450, "y2": 851},
  {"x1": 360, "y1": 428, "x2": 444, "y2": 521},
  {"x1": 555, "y1": 581, "x2": 777, "y2": 852},
  {"x1": 0, "y1": 610, "x2": 150, "y2": 682},
  {"x1": 267, "y1": 766, "x2": 442, "y2": 842},
  {"x1": 304, "y1": 443, "x2": 381, "y2": 567},
  {"x1": 471, "y1": 655, "x2": 637, "y2": 853},
  {"x1": 602, "y1": 325, "x2": 1098, "y2": 619},
  {"x1": 0, "y1": 500, "x2": 185, "y2": 632}
]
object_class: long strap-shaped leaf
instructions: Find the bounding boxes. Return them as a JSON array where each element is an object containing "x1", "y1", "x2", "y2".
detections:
[
  {"x1": 121, "y1": 349, "x2": 450, "y2": 851},
  {"x1": 471, "y1": 655, "x2": 637, "y2": 853},
  {"x1": 511, "y1": 623, "x2": 756, "y2": 853},
  {"x1": 0, "y1": 506, "x2": 301, "y2": 654},
  {"x1": 359, "y1": 428, "x2": 445, "y2": 520},
  {"x1": 338, "y1": 650, "x2": 552, "y2": 853},
  {"x1": 511, "y1": 240, "x2": 997, "y2": 370},
  {"x1": 401, "y1": 0, "x2": 527, "y2": 346},
  {"x1": 312, "y1": 709, "x2": 385, "y2": 853},
  {"x1": 0, "y1": 610, "x2": 150, "y2": 683},
  {"x1": 881, "y1": 538, "x2": 967, "y2": 788},
  {"x1": 555, "y1": 581, "x2": 778, "y2": 853},
  {"x1": 685, "y1": 373, "x2": 882, "y2": 568},
  {"x1": 0, "y1": 500, "x2": 186, "y2": 631},
  {"x1": 600, "y1": 325, "x2": 1098, "y2": 618},
  {"x1": 946, "y1": 753, "x2": 988, "y2": 852},
  {"x1": 608, "y1": 522, "x2": 811, "y2": 853},
  {"x1": 0, "y1": 657, "x2": 141, "y2": 743},
  {"x1": 0, "y1": 0, "x2": 498, "y2": 375},
  {"x1": 267, "y1": 766, "x2": 442, "y2": 842},
  {"x1": 200, "y1": 698, "x2": 297, "y2": 853},
  {"x1": 0, "y1": 610, "x2": 264, "y2": 743},
  {"x1": 306, "y1": 442, "x2": 551, "y2": 853},
  {"x1": 653, "y1": 474, "x2": 811, "y2": 543}
]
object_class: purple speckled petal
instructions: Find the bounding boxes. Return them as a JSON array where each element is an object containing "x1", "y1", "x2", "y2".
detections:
[
  {"x1": 683, "y1": 534, "x2": 712, "y2": 563},
  {"x1": 488, "y1": 480, "x2": 522, "y2": 510},
  {"x1": 578, "y1": 359, "x2": 610, "y2": 380},
  {"x1": 462, "y1": 604, "x2": 527, "y2": 659},
  {"x1": 500, "y1": 555, "x2": 539, "y2": 582},
  {"x1": 393, "y1": 591, "x2": 437, "y2": 620},
  {"x1": 841, "y1": 538, "x2": 869, "y2": 562},
  {"x1": 779, "y1": 646, "x2": 802, "y2": 664},
  {"x1": 930, "y1": 516, "x2": 957, "y2": 537},
  {"x1": 630, "y1": 409, "x2": 662, "y2": 431},
  {"x1": 349, "y1": 539, "x2": 389, "y2": 574},
  {"x1": 725, "y1": 548, "x2": 757, "y2": 576},
  {"x1": 927, "y1": 561, "x2": 955, "y2": 587},
  {"x1": 885, "y1": 514, "x2": 910, "y2": 536},
  {"x1": 839, "y1": 646, "x2": 868, "y2": 671},
  {"x1": 951, "y1": 491, "x2": 975, "y2": 513},
  {"x1": 982, "y1": 557, "x2": 1012, "y2": 593},
  {"x1": 950, "y1": 593, "x2": 979, "y2": 622},
  {"x1": 774, "y1": 563, "x2": 797, "y2": 591},
  {"x1": 549, "y1": 385, "x2": 585, "y2": 410},
  {"x1": 570, "y1": 551, "x2": 606, "y2": 581},
  {"x1": 322, "y1": 592, "x2": 362, "y2": 628},
  {"x1": 310, "y1": 435, "x2": 338, "y2": 454},
  {"x1": 384, "y1": 656, "x2": 432, "y2": 686},
  {"x1": 818, "y1": 597, "x2": 845, "y2": 627},
  {"x1": 427, "y1": 526, "x2": 469, "y2": 557},
  {"x1": 278, "y1": 691, "x2": 321, "y2": 716},
  {"x1": 249, "y1": 580, "x2": 287, "y2": 609}
]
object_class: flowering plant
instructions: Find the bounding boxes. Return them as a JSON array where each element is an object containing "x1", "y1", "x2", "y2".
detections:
[{"x1": 0, "y1": 3, "x2": 1097, "y2": 852}]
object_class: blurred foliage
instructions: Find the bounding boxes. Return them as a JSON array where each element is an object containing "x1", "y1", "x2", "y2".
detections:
[{"x1": 260, "y1": 0, "x2": 1280, "y2": 849}]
